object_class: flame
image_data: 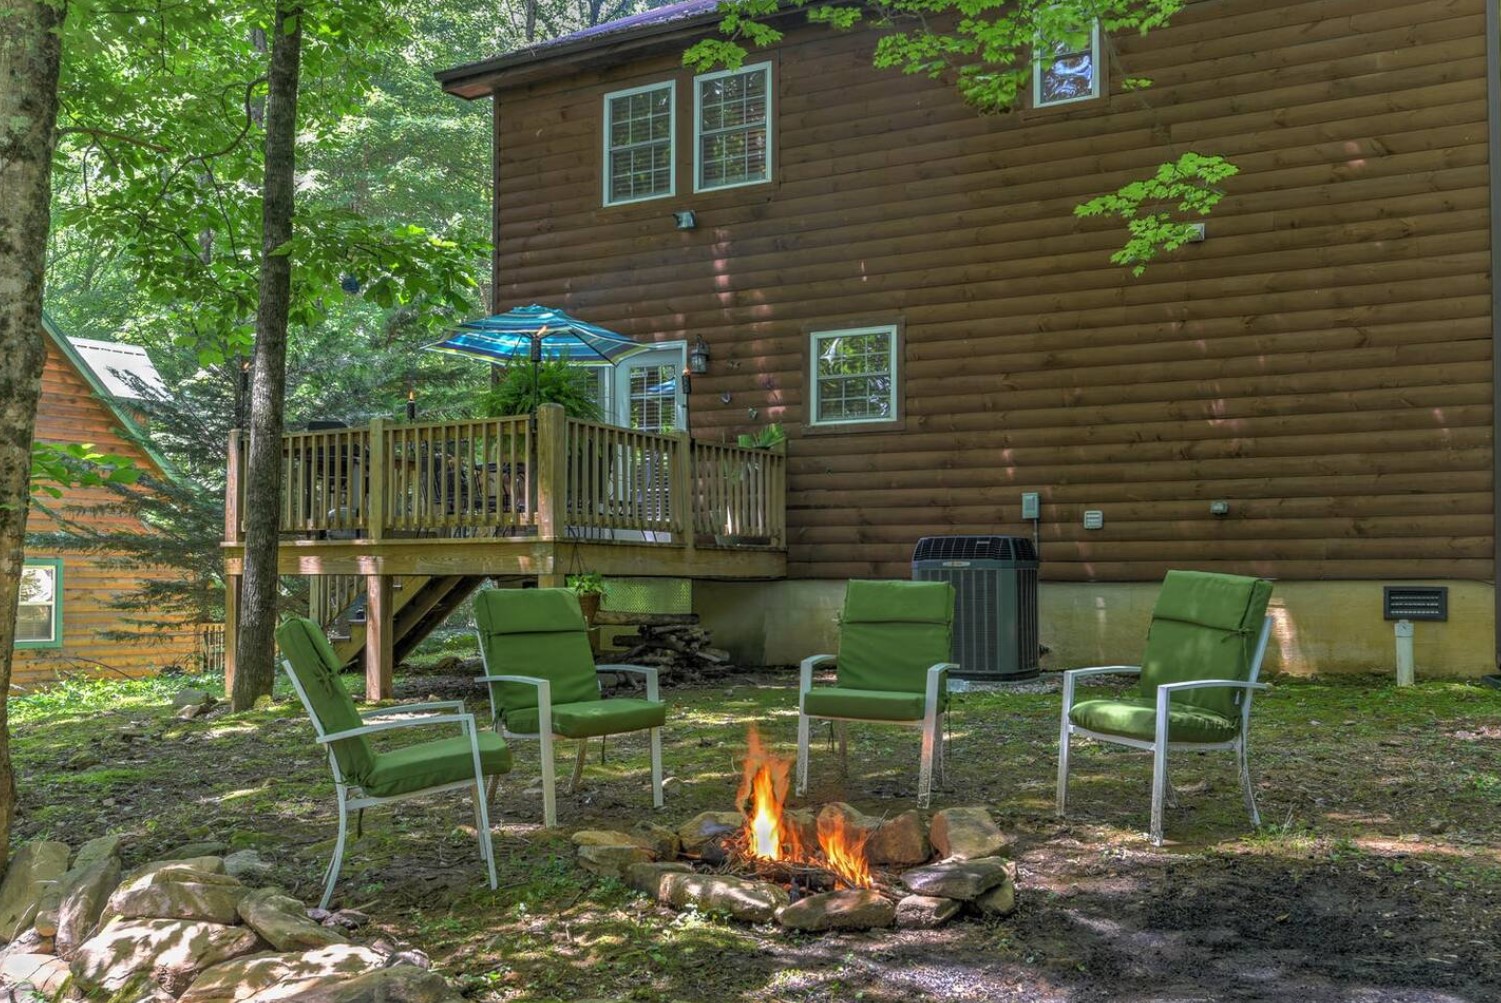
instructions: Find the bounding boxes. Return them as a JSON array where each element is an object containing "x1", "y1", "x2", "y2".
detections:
[{"x1": 817, "y1": 810, "x2": 873, "y2": 889}]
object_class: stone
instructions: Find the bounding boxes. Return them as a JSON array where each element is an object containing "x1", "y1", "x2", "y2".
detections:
[
  {"x1": 930, "y1": 808, "x2": 1010, "y2": 861},
  {"x1": 777, "y1": 889, "x2": 895, "y2": 932},
  {"x1": 0, "y1": 928, "x2": 49, "y2": 965},
  {"x1": 0, "y1": 953, "x2": 72, "y2": 995},
  {"x1": 816, "y1": 803, "x2": 879, "y2": 843},
  {"x1": 901, "y1": 857, "x2": 1013, "y2": 901},
  {"x1": 676, "y1": 812, "x2": 743, "y2": 854},
  {"x1": 239, "y1": 888, "x2": 349, "y2": 952},
  {"x1": 783, "y1": 809, "x2": 818, "y2": 855},
  {"x1": 576, "y1": 844, "x2": 652, "y2": 880},
  {"x1": 658, "y1": 872, "x2": 788, "y2": 924},
  {"x1": 31, "y1": 881, "x2": 61, "y2": 938},
  {"x1": 253, "y1": 695, "x2": 276, "y2": 711},
  {"x1": 178, "y1": 945, "x2": 387, "y2": 1003},
  {"x1": 0, "y1": 841, "x2": 70, "y2": 942},
  {"x1": 630, "y1": 822, "x2": 680, "y2": 861},
  {"x1": 895, "y1": 895, "x2": 961, "y2": 929},
  {"x1": 160, "y1": 842, "x2": 230, "y2": 862},
  {"x1": 277, "y1": 962, "x2": 459, "y2": 1003},
  {"x1": 173, "y1": 688, "x2": 214, "y2": 708},
  {"x1": 56, "y1": 856, "x2": 122, "y2": 959},
  {"x1": 73, "y1": 835, "x2": 124, "y2": 871},
  {"x1": 385, "y1": 949, "x2": 431, "y2": 970},
  {"x1": 624, "y1": 862, "x2": 691, "y2": 898},
  {"x1": 867, "y1": 811, "x2": 931, "y2": 866},
  {"x1": 322, "y1": 909, "x2": 369, "y2": 931},
  {"x1": 972, "y1": 875, "x2": 1017, "y2": 917},
  {"x1": 70, "y1": 917, "x2": 261, "y2": 996},
  {"x1": 177, "y1": 704, "x2": 207, "y2": 720},
  {"x1": 106, "y1": 868, "x2": 245, "y2": 925},
  {"x1": 223, "y1": 850, "x2": 273, "y2": 881},
  {"x1": 570, "y1": 831, "x2": 639, "y2": 849}
]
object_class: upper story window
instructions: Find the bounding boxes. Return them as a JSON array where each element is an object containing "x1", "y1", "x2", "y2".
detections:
[
  {"x1": 604, "y1": 82, "x2": 675, "y2": 205},
  {"x1": 695, "y1": 63, "x2": 772, "y2": 192},
  {"x1": 1034, "y1": 19, "x2": 1101, "y2": 108},
  {"x1": 15, "y1": 559, "x2": 62, "y2": 649},
  {"x1": 809, "y1": 325, "x2": 899, "y2": 427}
]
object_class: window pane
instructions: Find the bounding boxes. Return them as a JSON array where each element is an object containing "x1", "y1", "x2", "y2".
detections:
[
  {"x1": 16, "y1": 566, "x2": 56, "y2": 642},
  {"x1": 628, "y1": 364, "x2": 677, "y2": 432},
  {"x1": 697, "y1": 66, "x2": 770, "y2": 190},
  {"x1": 814, "y1": 330, "x2": 895, "y2": 424},
  {"x1": 606, "y1": 85, "x2": 673, "y2": 203},
  {"x1": 1040, "y1": 51, "x2": 1094, "y2": 103}
]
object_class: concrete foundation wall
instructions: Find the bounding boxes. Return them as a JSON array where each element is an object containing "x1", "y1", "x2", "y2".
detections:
[{"x1": 694, "y1": 579, "x2": 1496, "y2": 679}]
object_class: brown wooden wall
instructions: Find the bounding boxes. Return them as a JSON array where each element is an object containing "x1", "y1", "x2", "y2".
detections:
[
  {"x1": 15, "y1": 337, "x2": 201, "y2": 689},
  {"x1": 487, "y1": 0, "x2": 1494, "y2": 582}
]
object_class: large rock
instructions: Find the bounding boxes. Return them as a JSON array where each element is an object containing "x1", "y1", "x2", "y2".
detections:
[
  {"x1": 575, "y1": 844, "x2": 652, "y2": 880},
  {"x1": 676, "y1": 812, "x2": 742, "y2": 854},
  {"x1": 777, "y1": 889, "x2": 895, "y2": 932},
  {"x1": 173, "y1": 689, "x2": 215, "y2": 709},
  {"x1": 658, "y1": 872, "x2": 788, "y2": 924},
  {"x1": 569, "y1": 831, "x2": 638, "y2": 849},
  {"x1": 106, "y1": 867, "x2": 245, "y2": 925},
  {"x1": 929, "y1": 808, "x2": 1010, "y2": 861},
  {"x1": 867, "y1": 811, "x2": 930, "y2": 866},
  {"x1": 238, "y1": 888, "x2": 349, "y2": 952},
  {"x1": 73, "y1": 835, "x2": 124, "y2": 870},
  {"x1": 123, "y1": 857, "x2": 227, "y2": 884},
  {"x1": 55, "y1": 856, "x2": 123, "y2": 959},
  {"x1": 179, "y1": 945, "x2": 386, "y2": 1003},
  {"x1": 624, "y1": 862, "x2": 691, "y2": 899},
  {"x1": 223, "y1": 851, "x2": 273, "y2": 882},
  {"x1": 630, "y1": 822, "x2": 680, "y2": 861},
  {"x1": 900, "y1": 857, "x2": 1012, "y2": 901},
  {"x1": 162, "y1": 841, "x2": 230, "y2": 860},
  {"x1": 815, "y1": 803, "x2": 879, "y2": 845},
  {"x1": 782, "y1": 809, "x2": 818, "y2": 856},
  {"x1": 895, "y1": 894, "x2": 961, "y2": 929},
  {"x1": 279, "y1": 963, "x2": 459, "y2": 1003},
  {"x1": 972, "y1": 873, "x2": 1018, "y2": 917},
  {"x1": 0, "y1": 952, "x2": 72, "y2": 995},
  {"x1": 70, "y1": 916, "x2": 261, "y2": 996},
  {"x1": 0, "y1": 841, "x2": 70, "y2": 941}
]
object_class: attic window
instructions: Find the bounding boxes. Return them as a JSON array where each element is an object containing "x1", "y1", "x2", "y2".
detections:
[
  {"x1": 1034, "y1": 18, "x2": 1101, "y2": 107},
  {"x1": 604, "y1": 81, "x2": 675, "y2": 205},
  {"x1": 694, "y1": 63, "x2": 772, "y2": 192},
  {"x1": 15, "y1": 559, "x2": 62, "y2": 649}
]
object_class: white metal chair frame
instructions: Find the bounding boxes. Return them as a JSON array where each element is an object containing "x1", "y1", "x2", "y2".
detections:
[
  {"x1": 475, "y1": 639, "x2": 663, "y2": 829},
  {"x1": 795, "y1": 654, "x2": 958, "y2": 809},
  {"x1": 281, "y1": 659, "x2": 498, "y2": 909},
  {"x1": 1055, "y1": 615, "x2": 1275, "y2": 845}
]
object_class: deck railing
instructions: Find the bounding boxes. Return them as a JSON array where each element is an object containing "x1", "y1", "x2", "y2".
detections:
[{"x1": 226, "y1": 404, "x2": 785, "y2": 549}]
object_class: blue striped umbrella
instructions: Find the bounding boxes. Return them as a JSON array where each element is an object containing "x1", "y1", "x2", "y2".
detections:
[{"x1": 427, "y1": 304, "x2": 643, "y2": 366}]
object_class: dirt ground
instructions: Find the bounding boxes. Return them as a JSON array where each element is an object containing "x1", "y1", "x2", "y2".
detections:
[{"x1": 15, "y1": 668, "x2": 1501, "y2": 1002}]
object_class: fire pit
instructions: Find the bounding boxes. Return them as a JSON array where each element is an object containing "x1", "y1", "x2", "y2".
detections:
[{"x1": 571, "y1": 728, "x2": 1018, "y2": 932}]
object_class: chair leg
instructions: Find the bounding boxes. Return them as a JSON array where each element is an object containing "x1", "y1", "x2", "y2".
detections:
[
  {"x1": 570, "y1": 739, "x2": 587, "y2": 793},
  {"x1": 1165, "y1": 775, "x2": 1181, "y2": 809},
  {"x1": 836, "y1": 723, "x2": 849, "y2": 778},
  {"x1": 649, "y1": 727, "x2": 664, "y2": 809},
  {"x1": 474, "y1": 776, "x2": 497, "y2": 890},
  {"x1": 918, "y1": 715, "x2": 937, "y2": 810},
  {"x1": 486, "y1": 773, "x2": 500, "y2": 805},
  {"x1": 321, "y1": 787, "x2": 351, "y2": 910},
  {"x1": 795, "y1": 713, "x2": 811, "y2": 797},
  {"x1": 1056, "y1": 720, "x2": 1072, "y2": 818},
  {"x1": 1238, "y1": 736, "x2": 1261, "y2": 829},
  {"x1": 538, "y1": 729, "x2": 558, "y2": 829},
  {"x1": 1150, "y1": 742, "x2": 1169, "y2": 846}
]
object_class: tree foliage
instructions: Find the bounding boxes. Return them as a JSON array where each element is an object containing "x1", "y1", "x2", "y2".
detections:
[{"x1": 1075, "y1": 151, "x2": 1239, "y2": 275}]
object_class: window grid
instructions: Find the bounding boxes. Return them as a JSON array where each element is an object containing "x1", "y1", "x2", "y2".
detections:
[
  {"x1": 628, "y1": 364, "x2": 677, "y2": 432},
  {"x1": 16, "y1": 560, "x2": 62, "y2": 647},
  {"x1": 605, "y1": 84, "x2": 674, "y2": 205},
  {"x1": 811, "y1": 327, "x2": 898, "y2": 426},
  {"x1": 1035, "y1": 20, "x2": 1100, "y2": 107},
  {"x1": 696, "y1": 65, "x2": 771, "y2": 191}
]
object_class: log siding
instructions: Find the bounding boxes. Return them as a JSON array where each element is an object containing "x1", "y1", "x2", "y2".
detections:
[{"x1": 475, "y1": 0, "x2": 1493, "y2": 585}]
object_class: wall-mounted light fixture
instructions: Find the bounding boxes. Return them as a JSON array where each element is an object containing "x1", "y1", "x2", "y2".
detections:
[
  {"x1": 688, "y1": 335, "x2": 710, "y2": 374},
  {"x1": 679, "y1": 367, "x2": 692, "y2": 396},
  {"x1": 673, "y1": 210, "x2": 697, "y2": 230}
]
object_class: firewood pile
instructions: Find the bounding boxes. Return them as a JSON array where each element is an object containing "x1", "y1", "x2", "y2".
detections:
[{"x1": 593, "y1": 610, "x2": 734, "y2": 682}]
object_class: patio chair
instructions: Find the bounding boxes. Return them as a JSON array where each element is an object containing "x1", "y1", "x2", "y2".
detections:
[
  {"x1": 473, "y1": 587, "x2": 667, "y2": 828},
  {"x1": 1055, "y1": 570, "x2": 1275, "y2": 844},
  {"x1": 276, "y1": 617, "x2": 510, "y2": 908},
  {"x1": 796, "y1": 579, "x2": 958, "y2": 808}
]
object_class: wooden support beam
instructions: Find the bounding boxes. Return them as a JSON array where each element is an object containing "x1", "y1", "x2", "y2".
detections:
[
  {"x1": 365, "y1": 573, "x2": 394, "y2": 701},
  {"x1": 536, "y1": 403, "x2": 566, "y2": 540},
  {"x1": 225, "y1": 430, "x2": 242, "y2": 543},
  {"x1": 223, "y1": 574, "x2": 241, "y2": 696}
]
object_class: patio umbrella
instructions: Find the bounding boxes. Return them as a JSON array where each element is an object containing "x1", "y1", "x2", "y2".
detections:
[{"x1": 428, "y1": 304, "x2": 643, "y2": 368}]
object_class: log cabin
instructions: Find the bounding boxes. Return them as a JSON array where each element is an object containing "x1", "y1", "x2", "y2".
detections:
[
  {"x1": 422, "y1": 0, "x2": 1501, "y2": 679},
  {"x1": 15, "y1": 316, "x2": 202, "y2": 690}
]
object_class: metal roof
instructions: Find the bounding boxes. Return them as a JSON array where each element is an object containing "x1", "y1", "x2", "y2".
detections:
[{"x1": 67, "y1": 337, "x2": 168, "y2": 401}]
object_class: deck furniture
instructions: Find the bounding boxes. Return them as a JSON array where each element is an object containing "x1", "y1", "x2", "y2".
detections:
[
  {"x1": 1056, "y1": 570, "x2": 1275, "y2": 844},
  {"x1": 276, "y1": 616, "x2": 510, "y2": 907},
  {"x1": 474, "y1": 587, "x2": 667, "y2": 828},
  {"x1": 796, "y1": 579, "x2": 958, "y2": 808}
]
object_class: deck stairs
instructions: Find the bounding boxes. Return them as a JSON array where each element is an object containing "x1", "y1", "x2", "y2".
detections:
[{"x1": 323, "y1": 574, "x2": 486, "y2": 672}]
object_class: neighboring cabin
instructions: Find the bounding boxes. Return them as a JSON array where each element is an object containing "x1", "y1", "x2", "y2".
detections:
[
  {"x1": 438, "y1": 0, "x2": 1499, "y2": 675},
  {"x1": 15, "y1": 316, "x2": 200, "y2": 690}
]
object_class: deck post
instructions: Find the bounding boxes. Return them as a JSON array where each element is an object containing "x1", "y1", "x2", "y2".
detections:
[
  {"x1": 225, "y1": 429, "x2": 243, "y2": 543},
  {"x1": 536, "y1": 403, "x2": 566, "y2": 541},
  {"x1": 365, "y1": 573, "x2": 394, "y2": 701},
  {"x1": 367, "y1": 418, "x2": 386, "y2": 541},
  {"x1": 672, "y1": 432, "x2": 694, "y2": 553},
  {"x1": 224, "y1": 574, "x2": 240, "y2": 696}
]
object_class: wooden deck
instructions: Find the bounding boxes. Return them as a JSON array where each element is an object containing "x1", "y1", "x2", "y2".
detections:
[{"x1": 222, "y1": 404, "x2": 786, "y2": 697}]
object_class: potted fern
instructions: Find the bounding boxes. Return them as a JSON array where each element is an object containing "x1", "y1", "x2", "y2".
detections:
[{"x1": 566, "y1": 572, "x2": 607, "y2": 624}]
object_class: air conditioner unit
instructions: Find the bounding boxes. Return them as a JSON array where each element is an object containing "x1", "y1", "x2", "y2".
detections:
[{"x1": 912, "y1": 535, "x2": 1040, "y2": 681}]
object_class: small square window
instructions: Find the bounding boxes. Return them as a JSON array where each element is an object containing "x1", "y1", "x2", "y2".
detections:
[
  {"x1": 809, "y1": 326, "x2": 899, "y2": 427},
  {"x1": 1034, "y1": 19, "x2": 1101, "y2": 108},
  {"x1": 15, "y1": 560, "x2": 62, "y2": 648},
  {"x1": 604, "y1": 82, "x2": 675, "y2": 206},
  {"x1": 695, "y1": 63, "x2": 772, "y2": 192}
]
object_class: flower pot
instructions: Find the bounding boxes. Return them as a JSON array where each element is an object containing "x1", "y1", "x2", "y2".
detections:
[{"x1": 576, "y1": 592, "x2": 602, "y2": 624}]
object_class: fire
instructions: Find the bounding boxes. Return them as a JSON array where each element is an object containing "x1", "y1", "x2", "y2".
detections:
[{"x1": 736, "y1": 727, "x2": 871, "y2": 889}]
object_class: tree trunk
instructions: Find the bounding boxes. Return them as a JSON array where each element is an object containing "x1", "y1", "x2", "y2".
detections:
[
  {"x1": 233, "y1": 2, "x2": 303, "y2": 711},
  {"x1": 0, "y1": 0, "x2": 67, "y2": 870}
]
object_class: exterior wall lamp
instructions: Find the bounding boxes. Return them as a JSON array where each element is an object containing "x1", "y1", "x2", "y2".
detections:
[
  {"x1": 688, "y1": 335, "x2": 710, "y2": 374},
  {"x1": 673, "y1": 210, "x2": 697, "y2": 230}
]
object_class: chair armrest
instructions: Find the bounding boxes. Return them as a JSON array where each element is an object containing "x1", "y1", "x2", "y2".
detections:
[
  {"x1": 362, "y1": 700, "x2": 466, "y2": 720},
  {"x1": 474, "y1": 674, "x2": 553, "y2": 732},
  {"x1": 800, "y1": 655, "x2": 835, "y2": 700},
  {"x1": 1060, "y1": 665, "x2": 1143, "y2": 715},
  {"x1": 1157, "y1": 679, "x2": 1270, "y2": 694},
  {"x1": 925, "y1": 663, "x2": 957, "y2": 715},
  {"x1": 317, "y1": 712, "x2": 476, "y2": 744},
  {"x1": 596, "y1": 664, "x2": 660, "y2": 703}
]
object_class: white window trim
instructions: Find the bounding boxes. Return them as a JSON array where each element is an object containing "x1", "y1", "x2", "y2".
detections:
[
  {"x1": 15, "y1": 559, "x2": 63, "y2": 649},
  {"x1": 602, "y1": 80, "x2": 676, "y2": 207},
  {"x1": 693, "y1": 61, "x2": 773, "y2": 194},
  {"x1": 808, "y1": 325, "x2": 900, "y2": 428},
  {"x1": 1032, "y1": 18, "x2": 1101, "y2": 108}
]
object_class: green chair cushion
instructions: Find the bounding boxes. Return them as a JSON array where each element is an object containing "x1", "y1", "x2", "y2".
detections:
[
  {"x1": 1069, "y1": 697, "x2": 1240, "y2": 744},
  {"x1": 276, "y1": 617, "x2": 376, "y2": 785},
  {"x1": 474, "y1": 588, "x2": 600, "y2": 716},
  {"x1": 506, "y1": 697, "x2": 667, "y2": 738},
  {"x1": 361, "y1": 731, "x2": 512, "y2": 798},
  {"x1": 1138, "y1": 571, "x2": 1273, "y2": 720},
  {"x1": 836, "y1": 581, "x2": 955, "y2": 693},
  {"x1": 802, "y1": 686, "x2": 948, "y2": 722}
]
